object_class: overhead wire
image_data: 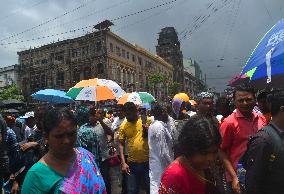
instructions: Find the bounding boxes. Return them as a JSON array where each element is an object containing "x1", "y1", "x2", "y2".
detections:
[
  {"x1": 179, "y1": 0, "x2": 233, "y2": 41},
  {"x1": 220, "y1": 0, "x2": 242, "y2": 61},
  {"x1": 0, "y1": 0, "x2": 180, "y2": 47},
  {"x1": 0, "y1": 0, "x2": 48, "y2": 21},
  {"x1": 0, "y1": 0, "x2": 98, "y2": 43},
  {"x1": 178, "y1": 0, "x2": 219, "y2": 38},
  {"x1": 10, "y1": 0, "x2": 131, "y2": 43},
  {"x1": 111, "y1": 0, "x2": 178, "y2": 21},
  {"x1": 114, "y1": 0, "x2": 186, "y2": 32}
]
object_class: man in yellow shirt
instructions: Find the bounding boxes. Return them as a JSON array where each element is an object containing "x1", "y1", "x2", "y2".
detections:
[{"x1": 119, "y1": 102, "x2": 151, "y2": 194}]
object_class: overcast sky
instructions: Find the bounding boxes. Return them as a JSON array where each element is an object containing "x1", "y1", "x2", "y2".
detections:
[{"x1": 0, "y1": 0, "x2": 283, "y2": 91}]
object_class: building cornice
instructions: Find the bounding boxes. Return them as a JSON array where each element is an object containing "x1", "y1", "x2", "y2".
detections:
[{"x1": 107, "y1": 31, "x2": 173, "y2": 70}]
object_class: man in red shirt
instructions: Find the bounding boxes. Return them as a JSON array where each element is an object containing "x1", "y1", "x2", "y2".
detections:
[{"x1": 220, "y1": 85, "x2": 267, "y2": 170}]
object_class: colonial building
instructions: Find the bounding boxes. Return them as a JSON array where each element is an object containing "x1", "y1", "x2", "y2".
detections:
[
  {"x1": 0, "y1": 64, "x2": 19, "y2": 88},
  {"x1": 156, "y1": 27, "x2": 184, "y2": 88},
  {"x1": 183, "y1": 58, "x2": 206, "y2": 97},
  {"x1": 17, "y1": 20, "x2": 173, "y2": 99}
]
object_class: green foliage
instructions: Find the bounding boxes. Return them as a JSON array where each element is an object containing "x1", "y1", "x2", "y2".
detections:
[
  {"x1": 169, "y1": 82, "x2": 182, "y2": 96},
  {"x1": 148, "y1": 73, "x2": 166, "y2": 86},
  {"x1": 0, "y1": 85, "x2": 25, "y2": 101}
]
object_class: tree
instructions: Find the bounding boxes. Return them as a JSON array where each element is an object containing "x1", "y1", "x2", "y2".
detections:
[
  {"x1": 169, "y1": 82, "x2": 182, "y2": 96},
  {"x1": 0, "y1": 85, "x2": 25, "y2": 101},
  {"x1": 148, "y1": 73, "x2": 166, "y2": 98}
]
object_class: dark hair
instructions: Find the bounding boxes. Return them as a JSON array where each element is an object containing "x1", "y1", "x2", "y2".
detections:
[
  {"x1": 123, "y1": 102, "x2": 137, "y2": 112},
  {"x1": 186, "y1": 103, "x2": 192, "y2": 111},
  {"x1": 88, "y1": 107, "x2": 97, "y2": 116},
  {"x1": 35, "y1": 106, "x2": 50, "y2": 131},
  {"x1": 233, "y1": 84, "x2": 255, "y2": 99},
  {"x1": 43, "y1": 108, "x2": 77, "y2": 135},
  {"x1": 267, "y1": 89, "x2": 284, "y2": 116},
  {"x1": 151, "y1": 104, "x2": 164, "y2": 118},
  {"x1": 175, "y1": 115, "x2": 221, "y2": 158},
  {"x1": 257, "y1": 90, "x2": 268, "y2": 101}
]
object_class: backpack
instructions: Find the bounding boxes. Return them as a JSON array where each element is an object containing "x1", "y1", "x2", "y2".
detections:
[{"x1": 241, "y1": 124, "x2": 284, "y2": 193}]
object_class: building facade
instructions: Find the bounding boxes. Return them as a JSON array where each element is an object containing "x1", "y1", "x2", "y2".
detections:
[
  {"x1": 0, "y1": 65, "x2": 19, "y2": 88},
  {"x1": 183, "y1": 58, "x2": 206, "y2": 97},
  {"x1": 156, "y1": 27, "x2": 184, "y2": 88},
  {"x1": 17, "y1": 21, "x2": 173, "y2": 100}
]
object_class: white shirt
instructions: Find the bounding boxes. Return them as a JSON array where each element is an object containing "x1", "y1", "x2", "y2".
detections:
[
  {"x1": 111, "y1": 117, "x2": 125, "y2": 132},
  {"x1": 24, "y1": 125, "x2": 37, "y2": 140},
  {"x1": 148, "y1": 118, "x2": 175, "y2": 194},
  {"x1": 186, "y1": 110, "x2": 197, "y2": 117}
]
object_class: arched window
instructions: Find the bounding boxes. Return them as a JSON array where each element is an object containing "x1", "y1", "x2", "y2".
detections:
[
  {"x1": 83, "y1": 67, "x2": 91, "y2": 79},
  {"x1": 97, "y1": 63, "x2": 104, "y2": 74}
]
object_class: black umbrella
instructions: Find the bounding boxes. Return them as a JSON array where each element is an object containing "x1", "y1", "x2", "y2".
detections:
[
  {"x1": 1, "y1": 99, "x2": 25, "y2": 108},
  {"x1": 3, "y1": 109, "x2": 19, "y2": 113}
]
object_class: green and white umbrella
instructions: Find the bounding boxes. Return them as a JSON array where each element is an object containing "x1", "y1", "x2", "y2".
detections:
[
  {"x1": 117, "y1": 92, "x2": 156, "y2": 106},
  {"x1": 66, "y1": 78, "x2": 125, "y2": 101}
]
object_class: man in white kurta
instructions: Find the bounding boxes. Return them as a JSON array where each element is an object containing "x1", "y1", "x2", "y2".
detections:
[{"x1": 148, "y1": 105, "x2": 175, "y2": 194}]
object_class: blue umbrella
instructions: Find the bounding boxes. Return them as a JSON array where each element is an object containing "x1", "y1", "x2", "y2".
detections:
[
  {"x1": 241, "y1": 18, "x2": 284, "y2": 88},
  {"x1": 31, "y1": 89, "x2": 74, "y2": 104}
]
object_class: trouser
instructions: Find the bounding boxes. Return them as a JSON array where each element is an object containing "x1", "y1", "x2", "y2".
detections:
[
  {"x1": 0, "y1": 176, "x2": 2, "y2": 194},
  {"x1": 101, "y1": 159, "x2": 112, "y2": 194},
  {"x1": 127, "y1": 161, "x2": 150, "y2": 194},
  {"x1": 121, "y1": 172, "x2": 128, "y2": 194}
]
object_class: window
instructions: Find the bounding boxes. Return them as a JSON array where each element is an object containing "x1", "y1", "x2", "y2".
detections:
[
  {"x1": 97, "y1": 63, "x2": 104, "y2": 74},
  {"x1": 96, "y1": 41, "x2": 102, "y2": 52},
  {"x1": 82, "y1": 46, "x2": 89, "y2": 56},
  {"x1": 110, "y1": 43, "x2": 114, "y2": 52},
  {"x1": 41, "y1": 59, "x2": 48, "y2": 64},
  {"x1": 73, "y1": 69, "x2": 81, "y2": 83},
  {"x1": 30, "y1": 75, "x2": 40, "y2": 91},
  {"x1": 55, "y1": 55, "x2": 63, "y2": 61},
  {"x1": 83, "y1": 67, "x2": 91, "y2": 79},
  {"x1": 132, "y1": 54, "x2": 136, "y2": 62},
  {"x1": 138, "y1": 57, "x2": 142, "y2": 65},
  {"x1": 116, "y1": 46, "x2": 121, "y2": 56},
  {"x1": 72, "y1": 49, "x2": 77, "y2": 57},
  {"x1": 56, "y1": 72, "x2": 64, "y2": 86},
  {"x1": 41, "y1": 74, "x2": 46, "y2": 88},
  {"x1": 126, "y1": 52, "x2": 129, "y2": 59},
  {"x1": 122, "y1": 49, "x2": 126, "y2": 58}
]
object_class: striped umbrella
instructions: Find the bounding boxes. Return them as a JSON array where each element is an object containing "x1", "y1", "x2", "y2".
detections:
[
  {"x1": 117, "y1": 92, "x2": 156, "y2": 105},
  {"x1": 66, "y1": 78, "x2": 125, "y2": 101}
]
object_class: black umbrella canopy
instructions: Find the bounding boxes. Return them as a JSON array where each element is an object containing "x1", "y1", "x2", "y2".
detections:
[
  {"x1": 249, "y1": 74, "x2": 284, "y2": 89},
  {"x1": 1, "y1": 99, "x2": 25, "y2": 108},
  {"x1": 3, "y1": 109, "x2": 19, "y2": 113}
]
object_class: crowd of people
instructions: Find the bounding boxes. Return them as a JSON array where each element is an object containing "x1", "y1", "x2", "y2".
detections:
[{"x1": 0, "y1": 84, "x2": 284, "y2": 194}]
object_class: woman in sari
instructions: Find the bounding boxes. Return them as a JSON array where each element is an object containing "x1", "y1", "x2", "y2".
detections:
[
  {"x1": 159, "y1": 115, "x2": 221, "y2": 194},
  {"x1": 21, "y1": 108, "x2": 106, "y2": 194}
]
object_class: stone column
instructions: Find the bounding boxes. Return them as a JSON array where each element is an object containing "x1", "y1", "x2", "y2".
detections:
[{"x1": 120, "y1": 69, "x2": 124, "y2": 87}]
